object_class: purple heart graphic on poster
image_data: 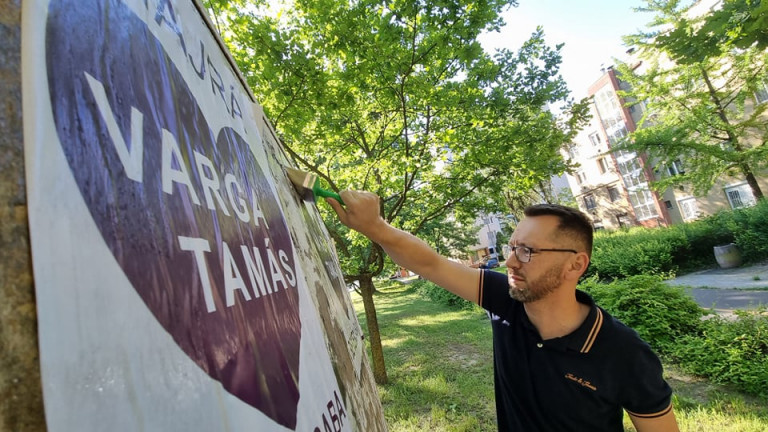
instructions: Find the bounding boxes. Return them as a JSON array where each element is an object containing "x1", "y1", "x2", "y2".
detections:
[{"x1": 45, "y1": 0, "x2": 301, "y2": 428}]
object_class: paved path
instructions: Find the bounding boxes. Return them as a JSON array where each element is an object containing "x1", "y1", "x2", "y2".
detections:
[{"x1": 666, "y1": 262, "x2": 768, "y2": 312}]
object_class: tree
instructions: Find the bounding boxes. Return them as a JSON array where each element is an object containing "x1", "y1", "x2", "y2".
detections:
[
  {"x1": 204, "y1": 0, "x2": 588, "y2": 383},
  {"x1": 501, "y1": 175, "x2": 577, "y2": 223},
  {"x1": 664, "y1": 0, "x2": 768, "y2": 54},
  {"x1": 617, "y1": 0, "x2": 768, "y2": 200}
]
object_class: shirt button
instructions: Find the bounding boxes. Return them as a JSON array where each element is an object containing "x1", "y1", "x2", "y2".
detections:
[{"x1": 536, "y1": 343, "x2": 543, "y2": 348}]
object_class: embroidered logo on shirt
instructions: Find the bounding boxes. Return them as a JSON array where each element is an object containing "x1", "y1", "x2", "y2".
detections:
[
  {"x1": 565, "y1": 373, "x2": 597, "y2": 391},
  {"x1": 488, "y1": 312, "x2": 510, "y2": 326}
]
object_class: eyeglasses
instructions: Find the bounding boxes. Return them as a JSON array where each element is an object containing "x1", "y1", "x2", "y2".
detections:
[{"x1": 509, "y1": 245, "x2": 578, "y2": 263}]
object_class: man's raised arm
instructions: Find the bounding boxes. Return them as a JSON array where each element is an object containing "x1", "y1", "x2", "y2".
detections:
[{"x1": 326, "y1": 190, "x2": 482, "y2": 303}]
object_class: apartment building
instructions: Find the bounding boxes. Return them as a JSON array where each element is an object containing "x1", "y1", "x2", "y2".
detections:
[
  {"x1": 563, "y1": 67, "x2": 668, "y2": 230},
  {"x1": 563, "y1": 63, "x2": 768, "y2": 230},
  {"x1": 468, "y1": 212, "x2": 503, "y2": 262}
]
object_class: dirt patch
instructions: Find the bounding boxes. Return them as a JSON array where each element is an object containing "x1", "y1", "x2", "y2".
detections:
[
  {"x1": 665, "y1": 365, "x2": 766, "y2": 407},
  {"x1": 666, "y1": 368, "x2": 719, "y2": 405},
  {"x1": 446, "y1": 344, "x2": 485, "y2": 369}
]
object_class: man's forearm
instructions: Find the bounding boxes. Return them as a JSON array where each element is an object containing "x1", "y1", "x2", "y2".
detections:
[
  {"x1": 369, "y1": 223, "x2": 444, "y2": 278},
  {"x1": 327, "y1": 190, "x2": 481, "y2": 302}
]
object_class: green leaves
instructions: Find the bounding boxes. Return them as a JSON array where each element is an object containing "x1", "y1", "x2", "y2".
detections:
[
  {"x1": 618, "y1": 0, "x2": 768, "y2": 200},
  {"x1": 580, "y1": 274, "x2": 703, "y2": 353},
  {"x1": 207, "y1": 0, "x2": 584, "y2": 277}
]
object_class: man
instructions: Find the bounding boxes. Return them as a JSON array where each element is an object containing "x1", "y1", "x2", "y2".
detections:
[{"x1": 327, "y1": 190, "x2": 679, "y2": 431}]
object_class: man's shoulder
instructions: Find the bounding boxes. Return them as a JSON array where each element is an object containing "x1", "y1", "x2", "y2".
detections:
[
  {"x1": 590, "y1": 306, "x2": 659, "y2": 362},
  {"x1": 594, "y1": 307, "x2": 644, "y2": 339}
]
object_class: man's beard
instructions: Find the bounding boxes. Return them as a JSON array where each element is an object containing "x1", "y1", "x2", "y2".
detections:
[{"x1": 508, "y1": 263, "x2": 563, "y2": 303}]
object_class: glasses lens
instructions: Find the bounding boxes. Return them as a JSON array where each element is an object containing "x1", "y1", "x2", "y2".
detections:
[{"x1": 515, "y1": 246, "x2": 530, "y2": 263}]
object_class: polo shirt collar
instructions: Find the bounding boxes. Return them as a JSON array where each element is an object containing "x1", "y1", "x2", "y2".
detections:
[{"x1": 533, "y1": 290, "x2": 604, "y2": 353}]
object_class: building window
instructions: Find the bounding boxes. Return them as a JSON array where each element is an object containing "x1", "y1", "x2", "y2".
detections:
[
  {"x1": 607, "y1": 186, "x2": 621, "y2": 202},
  {"x1": 678, "y1": 197, "x2": 699, "y2": 221},
  {"x1": 664, "y1": 200, "x2": 673, "y2": 209},
  {"x1": 576, "y1": 171, "x2": 587, "y2": 185},
  {"x1": 598, "y1": 157, "x2": 609, "y2": 174},
  {"x1": 666, "y1": 159, "x2": 685, "y2": 176},
  {"x1": 583, "y1": 194, "x2": 597, "y2": 210},
  {"x1": 606, "y1": 124, "x2": 629, "y2": 146},
  {"x1": 593, "y1": 86, "x2": 624, "y2": 132},
  {"x1": 617, "y1": 214, "x2": 631, "y2": 228},
  {"x1": 614, "y1": 149, "x2": 635, "y2": 161},
  {"x1": 755, "y1": 80, "x2": 768, "y2": 104},
  {"x1": 627, "y1": 188, "x2": 658, "y2": 220},
  {"x1": 617, "y1": 157, "x2": 644, "y2": 188},
  {"x1": 589, "y1": 132, "x2": 602, "y2": 147},
  {"x1": 724, "y1": 183, "x2": 757, "y2": 209}
]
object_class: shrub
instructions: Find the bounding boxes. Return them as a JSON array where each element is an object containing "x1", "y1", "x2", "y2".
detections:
[
  {"x1": 588, "y1": 228, "x2": 688, "y2": 280},
  {"x1": 412, "y1": 279, "x2": 475, "y2": 310},
  {"x1": 730, "y1": 203, "x2": 768, "y2": 260},
  {"x1": 579, "y1": 275, "x2": 703, "y2": 353},
  {"x1": 587, "y1": 200, "x2": 768, "y2": 280},
  {"x1": 669, "y1": 310, "x2": 768, "y2": 398}
]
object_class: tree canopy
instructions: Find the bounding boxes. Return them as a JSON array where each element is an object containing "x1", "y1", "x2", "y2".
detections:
[
  {"x1": 618, "y1": 0, "x2": 768, "y2": 199},
  {"x1": 204, "y1": 0, "x2": 588, "y2": 383}
]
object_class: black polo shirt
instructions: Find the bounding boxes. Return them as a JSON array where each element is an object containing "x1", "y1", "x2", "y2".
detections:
[{"x1": 478, "y1": 270, "x2": 672, "y2": 431}]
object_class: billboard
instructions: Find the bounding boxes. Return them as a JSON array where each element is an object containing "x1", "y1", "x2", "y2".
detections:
[{"x1": 22, "y1": 0, "x2": 382, "y2": 430}]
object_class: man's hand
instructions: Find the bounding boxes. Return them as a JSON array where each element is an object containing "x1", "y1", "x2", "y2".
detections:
[
  {"x1": 326, "y1": 189, "x2": 481, "y2": 303},
  {"x1": 326, "y1": 190, "x2": 389, "y2": 242}
]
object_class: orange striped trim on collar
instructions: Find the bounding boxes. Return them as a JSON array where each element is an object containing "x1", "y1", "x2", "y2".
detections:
[{"x1": 579, "y1": 308, "x2": 603, "y2": 353}]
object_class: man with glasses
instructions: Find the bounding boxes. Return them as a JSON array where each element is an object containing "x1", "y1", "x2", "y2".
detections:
[{"x1": 327, "y1": 190, "x2": 679, "y2": 431}]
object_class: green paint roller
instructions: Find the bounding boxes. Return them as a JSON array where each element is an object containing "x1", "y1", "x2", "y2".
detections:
[{"x1": 286, "y1": 167, "x2": 345, "y2": 205}]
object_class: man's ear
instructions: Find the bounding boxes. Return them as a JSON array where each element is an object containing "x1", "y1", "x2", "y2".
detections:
[{"x1": 565, "y1": 253, "x2": 590, "y2": 281}]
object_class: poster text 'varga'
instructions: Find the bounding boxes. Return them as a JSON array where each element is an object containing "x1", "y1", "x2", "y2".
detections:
[{"x1": 86, "y1": 72, "x2": 296, "y2": 314}]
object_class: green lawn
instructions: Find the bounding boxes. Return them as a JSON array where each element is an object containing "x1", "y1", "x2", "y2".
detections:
[{"x1": 350, "y1": 281, "x2": 768, "y2": 432}]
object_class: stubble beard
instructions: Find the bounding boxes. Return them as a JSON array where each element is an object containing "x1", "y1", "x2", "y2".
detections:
[{"x1": 508, "y1": 263, "x2": 563, "y2": 303}]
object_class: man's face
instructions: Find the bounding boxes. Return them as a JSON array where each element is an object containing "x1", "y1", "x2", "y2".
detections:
[{"x1": 505, "y1": 215, "x2": 572, "y2": 302}]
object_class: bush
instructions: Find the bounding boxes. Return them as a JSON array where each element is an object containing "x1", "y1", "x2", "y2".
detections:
[
  {"x1": 580, "y1": 275, "x2": 768, "y2": 398},
  {"x1": 669, "y1": 310, "x2": 768, "y2": 398},
  {"x1": 730, "y1": 203, "x2": 768, "y2": 259},
  {"x1": 587, "y1": 200, "x2": 768, "y2": 280},
  {"x1": 579, "y1": 275, "x2": 703, "y2": 353},
  {"x1": 412, "y1": 279, "x2": 475, "y2": 310},
  {"x1": 588, "y1": 228, "x2": 688, "y2": 280}
]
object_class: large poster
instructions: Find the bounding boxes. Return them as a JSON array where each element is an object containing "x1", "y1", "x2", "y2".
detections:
[{"x1": 22, "y1": 0, "x2": 375, "y2": 430}]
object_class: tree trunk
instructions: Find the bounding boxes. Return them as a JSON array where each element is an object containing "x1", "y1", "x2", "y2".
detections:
[
  {"x1": 358, "y1": 275, "x2": 388, "y2": 384},
  {"x1": 744, "y1": 169, "x2": 764, "y2": 201}
]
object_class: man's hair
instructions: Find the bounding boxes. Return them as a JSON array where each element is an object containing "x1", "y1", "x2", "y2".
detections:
[{"x1": 523, "y1": 204, "x2": 594, "y2": 257}]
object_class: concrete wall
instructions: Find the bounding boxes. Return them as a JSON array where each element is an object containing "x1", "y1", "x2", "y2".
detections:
[{"x1": 0, "y1": 0, "x2": 47, "y2": 430}]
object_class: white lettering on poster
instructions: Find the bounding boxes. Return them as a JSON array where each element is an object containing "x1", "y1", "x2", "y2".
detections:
[
  {"x1": 84, "y1": 73, "x2": 144, "y2": 182},
  {"x1": 178, "y1": 236, "x2": 297, "y2": 313},
  {"x1": 85, "y1": 72, "x2": 296, "y2": 314},
  {"x1": 151, "y1": 0, "x2": 244, "y2": 121}
]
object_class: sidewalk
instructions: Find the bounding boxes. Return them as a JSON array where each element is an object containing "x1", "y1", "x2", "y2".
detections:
[
  {"x1": 666, "y1": 262, "x2": 768, "y2": 312},
  {"x1": 666, "y1": 262, "x2": 768, "y2": 289}
]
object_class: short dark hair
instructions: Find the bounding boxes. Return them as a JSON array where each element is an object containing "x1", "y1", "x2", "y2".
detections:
[{"x1": 523, "y1": 204, "x2": 594, "y2": 256}]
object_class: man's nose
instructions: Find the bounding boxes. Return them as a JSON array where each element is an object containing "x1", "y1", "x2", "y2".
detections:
[{"x1": 505, "y1": 252, "x2": 520, "y2": 268}]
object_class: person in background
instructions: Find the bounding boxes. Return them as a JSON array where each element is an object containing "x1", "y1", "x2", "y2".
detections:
[{"x1": 327, "y1": 190, "x2": 679, "y2": 432}]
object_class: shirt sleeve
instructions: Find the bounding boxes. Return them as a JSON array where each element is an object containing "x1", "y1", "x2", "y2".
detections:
[
  {"x1": 479, "y1": 270, "x2": 518, "y2": 320},
  {"x1": 619, "y1": 335, "x2": 673, "y2": 418}
]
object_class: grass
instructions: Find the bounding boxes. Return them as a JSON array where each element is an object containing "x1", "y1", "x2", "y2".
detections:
[{"x1": 351, "y1": 281, "x2": 768, "y2": 432}]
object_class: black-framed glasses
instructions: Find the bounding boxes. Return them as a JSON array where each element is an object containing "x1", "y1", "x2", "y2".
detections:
[{"x1": 509, "y1": 245, "x2": 578, "y2": 263}]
